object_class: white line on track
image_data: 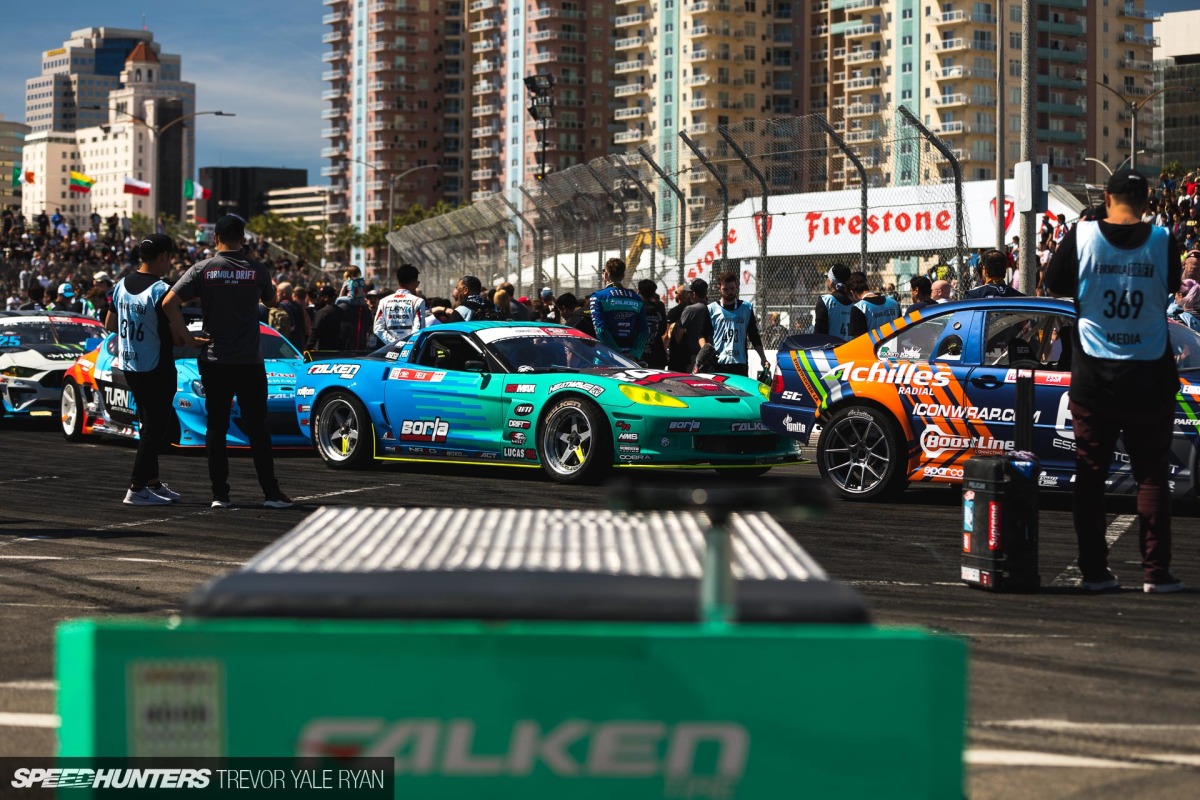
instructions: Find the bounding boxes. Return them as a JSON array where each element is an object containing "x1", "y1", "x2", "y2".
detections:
[
  {"x1": 0, "y1": 603, "x2": 103, "y2": 609},
  {"x1": 0, "y1": 680, "x2": 56, "y2": 691},
  {"x1": 0, "y1": 712, "x2": 59, "y2": 729},
  {"x1": 977, "y1": 719, "x2": 1200, "y2": 733},
  {"x1": 0, "y1": 555, "x2": 242, "y2": 566},
  {"x1": 0, "y1": 475, "x2": 59, "y2": 485},
  {"x1": 965, "y1": 749, "x2": 1151, "y2": 769},
  {"x1": 1051, "y1": 514, "x2": 1135, "y2": 587}
]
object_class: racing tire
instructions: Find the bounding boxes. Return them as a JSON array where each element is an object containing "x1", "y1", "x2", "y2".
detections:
[
  {"x1": 816, "y1": 405, "x2": 905, "y2": 501},
  {"x1": 60, "y1": 380, "x2": 84, "y2": 442},
  {"x1": 313, "y1": 390, "x2": 375, "y2": 470},
  {"x1": 538, "y1": 396, "x2": 613, "y2": 485}
]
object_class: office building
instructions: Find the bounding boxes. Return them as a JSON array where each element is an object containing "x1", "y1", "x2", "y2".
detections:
[
  {"x1": 198, "y1": 166, "x2": 308, "y2": 221},
  {"x1": 1154, "y1": 10, "x2": 1200, "y2": 173},
  {"x1": 0, "y1": 117, "x2": 31, "y2": 211},
  {"x1": 265, "y1": 185, "x2": 333, "y2": 226}
]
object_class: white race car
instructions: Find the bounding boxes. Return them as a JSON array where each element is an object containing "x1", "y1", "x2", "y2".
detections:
[{"x1": 0, "y1": 311, "x2": 106, "y2": 419}]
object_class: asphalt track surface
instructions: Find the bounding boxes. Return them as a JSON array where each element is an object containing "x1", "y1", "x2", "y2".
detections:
[{"x1": 1, "y1": 418, "x2": 1199, "y2": 799}]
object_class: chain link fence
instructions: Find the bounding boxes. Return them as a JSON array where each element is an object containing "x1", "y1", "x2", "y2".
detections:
[{"x1": 388, "y1": 106, "x2": 973, "y2": 330}]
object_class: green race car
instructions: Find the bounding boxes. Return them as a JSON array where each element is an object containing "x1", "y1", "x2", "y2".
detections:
[{"x1": 295, "y1": 321, "x2": 799, "y2": 483}]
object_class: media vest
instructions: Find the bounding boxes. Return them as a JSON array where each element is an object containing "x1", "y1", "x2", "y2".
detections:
[
  {"x1": 853, "y1": 295, "x2": 901, "y2": 332},
  {"x1": 112, "y1": 276, "x2": 169, "y2": 372},
  {"x1": 708, "y1": 300, "x2": 755, "y2": 365},
  {"x1": 1076, "y1": 221, "x2": 1169, "y2": 361},
  {"x1": 821, "y1": 293, "x2": 854, "y2": 339}
]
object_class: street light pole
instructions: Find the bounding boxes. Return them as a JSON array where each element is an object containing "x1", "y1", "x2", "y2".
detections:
[
  {"x1": 1090, "y1": 82, "x2": 1191, "y2": 173},
  {"x1": 345, "y1": 158, "x2": 439, "y2": 278}
]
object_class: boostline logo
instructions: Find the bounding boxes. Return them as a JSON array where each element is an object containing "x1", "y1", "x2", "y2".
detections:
[{"x1": 11, "y1": 768, "x2": 211, "y2": 789}]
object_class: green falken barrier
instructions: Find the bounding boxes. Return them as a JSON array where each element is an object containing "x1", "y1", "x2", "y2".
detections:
[{"x1": 57, "y1": 618, "x2": 966, "y2": 799}]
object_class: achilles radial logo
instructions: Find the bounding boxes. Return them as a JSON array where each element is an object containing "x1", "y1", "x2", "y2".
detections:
[{"x1": 400, "y1": 418, "x2": 449, "y2": 443}]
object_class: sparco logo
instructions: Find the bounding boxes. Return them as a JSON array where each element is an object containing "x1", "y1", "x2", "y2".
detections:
[
  {"x1": 400, "y1": 418, "x2": 449, "y2": 443},
  {"x1": 11, "y1": 769, "x2": 212, "y2": 789},
  {"x1": 822, "y1": 361, "x2": 952, "y2": 388},
  {"x1": 297, "y1": 718, "x2": 748, "y2": 789},
  {"x1": 919, "y1": 426, "x2": 1013, "y2": 459}
]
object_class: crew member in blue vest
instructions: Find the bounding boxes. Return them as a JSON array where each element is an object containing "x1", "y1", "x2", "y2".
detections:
[
  {"x1": 105, "y1": 234, "x2": 194, "y2": 506},
  {"x1": 964, "y1": 250, "x2": 1025, "y2": 299},
  {"x1": 813, "y1": 262, "x2": 853, "y2": 339},
  {"x1": 1045, "y1": 168, "x2": 1184, "y2": 593},
  {"x1": 706, "y1": 271, "x2": 766, "y2": 377},
  {"x1": 589, "y1": 258, "x2": 648, "y2": 359},
  {"x1": 846, "y1": 272, "x2": 901, "y2": 338}
]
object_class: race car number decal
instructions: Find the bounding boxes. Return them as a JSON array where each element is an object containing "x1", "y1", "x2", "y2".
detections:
[
  {"x1": 308, "y1": 363, "x2": 360, "y2": 379},
  {"x1": 389, "y1": 367, "x2": 445, "y2": 382}
]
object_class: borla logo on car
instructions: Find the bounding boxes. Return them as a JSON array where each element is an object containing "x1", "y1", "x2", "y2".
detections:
[
  {"x1": 308, "y1": 363, "x2": 360, "y2": 379},
  {"x1": 668, "y1": 421, "x2": 700, "y2": 432},
  {"x1": 400, "y1": 418, "x2": 449, "y2": 443}
]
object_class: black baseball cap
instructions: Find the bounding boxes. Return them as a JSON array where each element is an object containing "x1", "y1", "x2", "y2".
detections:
[
  {"x1": 139, "y1": 233, "x2": 175, "y2": 262},
  {"x1": 690, "y1": 278, "x2": 708, "y2": 295},
  {"x1": 1106, "y1": 168, "x2": 1149, "y2": 201},
  {"x1": 214, "y1": 213, "x2": 246, "y2": 241}
]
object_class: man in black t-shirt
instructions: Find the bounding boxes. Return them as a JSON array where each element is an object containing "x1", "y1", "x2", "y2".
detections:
[
  {"x1": 1044, "y1": 169, "x2": 1183, "y2": 593},
  {"x1": 678, "y1": 279, "x2": 714, "y2": 372},
  {"x1": 638, "y1": 279, "x2": 668, "y2": 369},
  {"x1": 964, "y1": 250, "x2": 1024, "y2": 300},
  {"x1": 164, "y1": 215, "x2": 292, "y2": 510},
  {"x1": 665, "y1": 284, "x2": 692, "y2": 372}
]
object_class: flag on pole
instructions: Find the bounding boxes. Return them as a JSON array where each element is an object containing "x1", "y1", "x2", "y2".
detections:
[
  {"x1": 184, "y1": 178, "x2": 211, "y2": 200},
  {"x1": 11, "y1": 166, "x2": 20, "y2": 188},
  {"x1": 68, "y1": 171, "x2": 96, "y2": 193},
  {"x1": 123, "y1": 176, "x2": 152, "y2": 196},
  {"x1": 23, "y1": 170, "x2": 34, "y2": 185}
]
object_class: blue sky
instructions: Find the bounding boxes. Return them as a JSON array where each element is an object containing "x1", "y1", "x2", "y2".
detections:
[
  {"x1": 0, "y1": 1, "x2": 325, "y2": 184},
  {"x1": 1, "y1": 1, "x2": 1195, "y2": 188}
]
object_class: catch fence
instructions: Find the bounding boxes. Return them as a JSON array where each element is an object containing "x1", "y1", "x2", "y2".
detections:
[{"x1": 388, "y1": 106, "x2": 973, "y2": 331}]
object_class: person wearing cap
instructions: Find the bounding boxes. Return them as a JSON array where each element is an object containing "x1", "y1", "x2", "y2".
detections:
[
  {"x1": 905, "y1": 275, "x2": 936, "y2": 314},
  {"x1": 106, "y1": 234, "x2": 187, "y2": 507},
  {"x1": 48, "y1": 282, "x2": 83, "y2": 314},
  {"x1": 163, "y1": 214, "x2": 293, "y2": 510},
  {"x1": 814, "y1": 263, "x2": 854, "y2": 339},
  {"x1": 1045, "y1": 168, "x2": 1184, "y2": 594},
  {"x1": 540, "y1": 287, "x2": 557, "y2": 322},
  {"x1": 678, "y1": 278, "x2": 714, "y2": 371}
]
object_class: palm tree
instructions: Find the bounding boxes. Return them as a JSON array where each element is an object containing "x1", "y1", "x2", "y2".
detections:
[{"x1": 331, "y1": 224, "x2": 362, "y2": 261}]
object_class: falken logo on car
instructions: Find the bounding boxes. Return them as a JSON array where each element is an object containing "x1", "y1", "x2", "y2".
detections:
[
  {"x1": 618, "y1": 432, "x2": 639, "y2": 442},
  {"x1": 513, "y1": 403, "x2": 534, "y2": 415},
  {"x1": 782, "y1": 415, "x2": 806, "y2": 434},
  {"x1": 822, "y1": 361, "x2": 952, "y2": 388},
  {"x1": 308, "y1": 363, "x2": 360, "y2": 379},
  {"x1": 390, "y1": 368, "x2": 445, "y2": 382},
  {"x1": 730, "y1": 422, "x2": 769, "y2": 433},
  {"x1": 507, "y1": 419, "x2": 531, "y2": 430},
  {"x1": 400, "y1": 418, "x2": 449, "y2": 443},
  {"x1": 548, "y1": 380, "x2": 604, "y2": 397},
  {"x1": 503, "y1": 447, "x2": 536, "y2": 459},
  {"x1": 668, "y1": 421, "x2": 700, "y2": 432},
  {"x1": 506, "y1": 383, "x2": 536, "y2": 393},
  {"x1": 296, "y1": 386, "x2": 316, "y2": 397},
  {"x1": 509, "y1": 432, "x2": 527, "y2": 445}
]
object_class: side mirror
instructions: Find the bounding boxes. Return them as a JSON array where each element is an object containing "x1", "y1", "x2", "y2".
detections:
[{"x1": 465, "y1": 360, "x2": 486, "y2": 373}]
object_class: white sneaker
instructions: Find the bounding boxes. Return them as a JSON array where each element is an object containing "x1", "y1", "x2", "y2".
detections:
[
  {"x1": 148, "y1": 483, "x2": 181, "y2": 501},
  {"x1": 124, "y1": 488, "x2": 173, "y2": 506}
]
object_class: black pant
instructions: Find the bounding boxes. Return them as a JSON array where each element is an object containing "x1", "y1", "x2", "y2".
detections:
[
  {"x1": 1070, "y1": 397, "x2": 1173, "y2": 583},
  {"x1": 198, "y1": 362, "x2": 280, "y2": 499},
  {"x1": 716, "y1": 363, "x2": 750, "y2": 377},
  {"x1": 125, "y1": 367, "x2": 177, "y2": 489}
]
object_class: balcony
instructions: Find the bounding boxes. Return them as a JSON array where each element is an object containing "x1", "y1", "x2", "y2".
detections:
[
  {"x1": 935, "y1": 121, "x2": 967, "y2": 135},
  {"x1": 614, "y1": 129, "x2": 645, "y2": 144},
  {"x1": 1050, "y1": 155, "x2": 1075, "y2": 168},
  {"x1": 530, "y1": 51, "x2": 585, "y2": 63},
  {"x1": 1119, "y1": 32, "x2": 1159, "y2": 47},
  {"x1": 615, "y1": 12, "x2": 644, "y2": 26},
  {"x1": 472, "y1": 39, "x2": 499, "y2": 53},
  {"x1": 684, "y1": 170, "x2": 708, "y2": 183},
  {"x1": 1037, "y1": 101, "x2": 1084, "y2": 116},
  {"x1": 471, "y1": 125, "x2": 498, "y2": 137},
  {"x1": 473, "y1": 81, "x2": 499, "y2": 94},
  {"x1": 366, "y1": 121, "x2": 392, "y2": 132},
  {"x1": 686, "y1": 196, "x2": 710, "y2": 207},
  {"x1": 320, "y1": 147, "x2": 342, "y2": 158},
  {"x1": 322, "y1": 12, "x2": 345, "y2": 24},
  {"x1": 846, "y1": 75, "x2": 880, "y2": 89},
  {"x1": 684, "y1": 74, "x2": 713, "y2": 86},
  {"x1": 614, "y1": 82, "x2": 645, "y2": 96},
  {"x1": 1039, "y1": 128, "x2": 1084, "y2": 143},
  {"x1": 843, "y1": 23, "x2": 881, "y2": 38},
  {"x1": 468, "y1": 19, "x2": 497, "y2": 32},
  {"x1": 1038, "y1": 20, "x2": 1085, "y2": 36},
  {"x1": 529, "y1": 30, "x2": 560, "y2": 41},
  {"x1": 1043, "y1": 0, "x2": 1084, "y2": 7},
  {"x1": 932, "y1": 93, "x2": 969, "y2": 107},
  {"x1": 468, "y1": 0, "x2": 495, "y2": 9},
  {"x1": 614, "y1": 60, "x2": 648, "y2": 73},
  {"x1": 322, "y1": 49, "x2": 347, "y2": 62},
  {"x1": 614, "y1": 106, "x2": 646, "y2": 119},
  {"x1": 831, "y1": 0, "x2": 881, "y2": 9},
  {"x1": 685, "y1": 123, "x2": 709, "y2": 135},
  {"x1": 846, "y1": 49, "x2": 881, "y2": 64},
  {"x1": 846, "y1": 103, "x2": 882, "y2": 117},
  {"x1": 692, "y1": 1, "x2": 733, "y2": 13},
  {"x1": 1119, "y1": 58, "x2": 1154, "y2": 71},
  {"x1": 934, "y1": 65, "x2": 997, "y2": 81},
  {"x1": 471, "y1": 147, "x2": 498, "y2": 158},
  {"x1": 472, "y1": 60, "x2": 498, "y2": 74},
  {"x1": 689, "y1": 98, "x2": 712, "y2": 110},
  {"x1": 471, "y1": 104, "x2": 497, "y2": 117},
  {"x1": 321, "y1": 108, "x2": 342, "y2": 119},
  {"x1": 934, "y1": 10, "x2": 995, "y2": 25},
  {"x1": 323, "y1": 0, "x2": 346, "y2": 5},
  {"x1": 323, "y1": 30, "x2": 345, "y2": 44},
  {"x1": 615, "y1": 36, "x2": 645, "y2": 50},
  {"x1": 832, "y1": 71, "x2": 848, "y2": 82},
  {"x1": 322, "y1": 68, "x2": 346, "y2": 82},
  {"x1": 320, "y1": 165, "x2": 342, "y2": 177},
  {"x1": 471, "y1": 169, "x2": 496, "y2": 181},
  {"x1": 843, "y1": 130, "x2": 880, "y2": 144},
  {"x1": 321, "y1": 89, "x2": 343, "y2": 101},
  {"x1": 1037, "y1": 46, "x2": 1085, "y2": 62},
  {"x1": 1118, "y1": 4, "x2": 1161, "y2": 20},
  {"x1": 1038, "y1": 73, "x2": 1084, "y2": 89},
  {"x1": 472, "y1": 190, "x2": 498, "y2": 201}
]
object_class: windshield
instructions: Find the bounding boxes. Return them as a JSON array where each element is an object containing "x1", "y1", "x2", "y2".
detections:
[
  {"x1": 172, "y1": 328, "x2": 302, "y2": 361},
  {"x1": 481, "y1": 327, "x2": 639, "y2": 372},
  {"x1": 1171, "y1": 321, "x2": 1200, "y2": 372},
  {"x1": 0, "y1": 319, "x2": 104, "y2": 347}
]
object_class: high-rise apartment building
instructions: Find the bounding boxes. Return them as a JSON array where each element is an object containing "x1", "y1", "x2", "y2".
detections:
[
  {"x1": 321, "y1": 0, "x2": 466, "y2": 269},
  {"x1": 0, "y1": 117, "x2": 31, "y2": 211},
  {"x1": 802, "y1": 1, "x2": 1160, "y2": 189},
  {"x1": 1154, "y1": 10, "x2": 1200, "y2": 174},
  {"x1": 198, "y1": 166, "x2": 309, "y2": 221}
]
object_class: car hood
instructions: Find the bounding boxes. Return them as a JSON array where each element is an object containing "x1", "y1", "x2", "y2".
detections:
[
  {"x1": 1, "y1": 343, "x2": 88, "y2": 367},
  {"x1": 586, "y1": 368, "x2": 754, "y2": 398}
]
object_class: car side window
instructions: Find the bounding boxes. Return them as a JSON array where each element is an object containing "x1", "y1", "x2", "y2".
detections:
[
  {"x1": 877, "y1": 315, "x2": 951, "y2": 362},
  {"x1": 983, "y1": 312, "x2": 1072, "y2": 370},
  {"x1": 413, "y1": 333, "x2": 485, "y2": 372}
]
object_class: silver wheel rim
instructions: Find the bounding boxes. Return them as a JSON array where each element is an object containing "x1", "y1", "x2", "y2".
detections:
[
  {"x1": 61, "y1": 385, "x2": 78, "y2": 434},
  {"x1": 541, "y1": 405, "x2": 593, "y2": 476},
  {"x1": 823, "y1": 414, "x2": 891, "y2": 494},
  {"x1": 316, "y1": 398, "x2": 361, "y2": 462}
]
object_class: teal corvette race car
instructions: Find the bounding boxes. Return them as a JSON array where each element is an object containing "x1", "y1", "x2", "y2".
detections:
[{"x1": 296, "y1": 321, "x2": 799, "y2": 483}]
